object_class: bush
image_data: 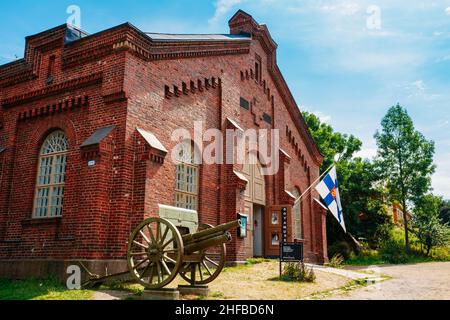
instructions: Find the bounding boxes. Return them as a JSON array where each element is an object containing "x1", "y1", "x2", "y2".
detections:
[
  {"x1": 346, "y1": 226, "x2": 450, "y2": 265},
  {"x1": 429, "y1": 246, "x2": 450, "y2": 261},
  {"x1": 379, "y1": 239, "x2": 409, "y2": 264},
  {"x1": 328, "y1": 241, "x2": 353, "y2": 260},
  {"x1": 346, "y1": 249, "x2": 384, "y2": 265},
  {"x1": 371, "y1": 223, "x2": 393, "y2": 248},
  {"x1": 280, "y1": 262, "x2": 316, "y2": 283},
  {"x1": 327, "y1": 254, "x2": 344, "y2": 268},
  {"x1": 412, "y1": 213, "x2": 450, "y2": 256}
]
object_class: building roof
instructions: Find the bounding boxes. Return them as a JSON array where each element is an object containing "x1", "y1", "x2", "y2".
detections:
[
  {"x1": 0, "y1": 10, "x2": 323, "y2": 166},
  {"x1": 81, "y1": 125, "x2": 116, "y2": 147},
  {"x1": 226, "y1": 118, "x2": 244, "y2": 132},
  {"x1": 65, "y1": 24, "x2": 89, "y2": 44},
  {"x1": 145, "y1": 33, "x2": 251, "y2": 42},
  {"x1": 137, "y1": 128, "x2": 168, "y2": 153},
  {"x1": 233, "y1": 170, "x2": 249, "y2": 183},
  {"x1": 279, "y1": 148, "x2": 291, "y2": 159}
]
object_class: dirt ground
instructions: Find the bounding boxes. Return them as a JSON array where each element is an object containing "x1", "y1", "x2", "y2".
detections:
[
  {"x1": 92, "y1": 261, "x2": 450, "y2": 300},
  {"x1": 201, "y1": 262, "x2": 349, "y2": 300},
  {"x1": 327, "y1": 262, "x2": 450, "y2": 300},
  {"x1": 93, "y1": 261, "x2": 350, "y2": 300}
]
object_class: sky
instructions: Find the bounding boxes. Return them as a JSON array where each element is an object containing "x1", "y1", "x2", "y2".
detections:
[{"x1": 1, "y1": 0, "x2": 449, "y2": 199}]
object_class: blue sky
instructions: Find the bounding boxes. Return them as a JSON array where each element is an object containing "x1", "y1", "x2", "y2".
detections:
[{"x1": 1, "y1": 0, "x2": 449, "y2": 198}]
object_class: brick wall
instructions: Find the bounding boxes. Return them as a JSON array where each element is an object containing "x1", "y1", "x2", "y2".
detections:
[{"x1": 0, "y1": 11, "x2": 327, "y2": 268}]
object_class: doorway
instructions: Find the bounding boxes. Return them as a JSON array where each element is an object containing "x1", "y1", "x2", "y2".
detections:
[
  {"x1": 242, "y1": 154, "x2": 266, "y2": 258},
  {"x1": 253, "y1": 204, "x2": 264, "y2": 257}
]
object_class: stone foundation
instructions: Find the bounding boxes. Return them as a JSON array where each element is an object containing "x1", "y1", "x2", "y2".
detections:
[{"x1": 0, "y1": 259, "x2": 128, "y2": 283}]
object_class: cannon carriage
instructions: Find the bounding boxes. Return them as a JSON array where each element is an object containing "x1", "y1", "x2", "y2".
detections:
[{"x1": 83, "y1": 205, "x2": 240, "y2": 289}]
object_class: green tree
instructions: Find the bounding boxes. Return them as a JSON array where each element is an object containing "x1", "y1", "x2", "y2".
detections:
[
  {"x1": 412, "y1": 216, "x2": 449, "y2": 256},
  {"x1": 440, "y1": 200, "x2": 450, "y2": 224},
  {"x1": 302, "y1": 112, "x2": 362, "y2": 174},
  {"x1": 412, "y1": 194, "x2": 449, "y2": 255},
  {"x1": 335, "y1": 158, "x2": 391, "y2": 247},
  {"x1": 415, "y1": 194, "x2": 443, "y2": 217},
  {"x1": 303, "y1": 111, "x2": 391, "y2": 249},
  {"x1": 374, "y1": 104, "x2": 436, "y2": 251}
]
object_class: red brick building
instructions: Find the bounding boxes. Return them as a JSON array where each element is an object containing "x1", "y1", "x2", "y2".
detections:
[{"x1": 0, "y1": 10, "x2": 327, "y2": 278}]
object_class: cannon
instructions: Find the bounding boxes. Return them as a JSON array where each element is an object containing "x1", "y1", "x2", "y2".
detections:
[
  {"x1": 127, "y1": 218, "x2": 240, "y2": 289},
  {"x1": 82, "y1": 217, "x2": 240, "y2": 289}
]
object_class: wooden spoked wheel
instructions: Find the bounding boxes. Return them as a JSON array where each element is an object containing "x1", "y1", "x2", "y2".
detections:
[
  {"x1": 127, "y1": 218, "x2": 183, "y2": 289},
  {"x1": 179, "y1": 224, "x2": 226, "y2": 285}
]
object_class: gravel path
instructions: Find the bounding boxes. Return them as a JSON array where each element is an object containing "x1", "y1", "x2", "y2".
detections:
[{"x1": 328, "y1": 262, "x2": 450, "y2": 300}]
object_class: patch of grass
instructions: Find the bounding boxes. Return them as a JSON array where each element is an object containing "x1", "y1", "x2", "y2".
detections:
[
  {"x1": 326, "y1": 254, "x2": 345, "y2": 269},
  {"x1": 222, "y1": 258, "x2": 273, "y2": 273},
  {"x1": 206, "y1": 291, "x2": 231, "y2": 300},
  {"x1": 308, "y1": 279, "x2": 369, "y2": 300},
  {"x1": 346, "y1": 250, "x2": 384, "y2": 266},
  {"x1": 346, "y1": 247, "x2": 450, "y2": 266},
  {"x1": 0, "y1": 277, "x2": 94, "y2": 300},
  {"x1": 427, "y1": 246, "x2": 450, "y2": 261},
  {"x1": 279, "y1": 262, "x2": 316, "y2": 283},
  {"x1": 246, "y1": 258, "x2": 272, "y2": 265},
  {"x1": 99, "y1": 282, "x2": 144, "y2": 295},
  {"x1": 222, "y1": 264, "x2": 248, "y2": 273}
]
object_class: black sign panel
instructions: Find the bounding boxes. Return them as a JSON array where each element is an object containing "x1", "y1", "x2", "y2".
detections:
[{"x1": 281, "y1": 243, "x2": 304, "y2": 262}]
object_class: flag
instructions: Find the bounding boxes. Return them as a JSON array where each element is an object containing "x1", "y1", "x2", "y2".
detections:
[{"x1": 315, "y1": 166, "x2": 346, "y2": 232}]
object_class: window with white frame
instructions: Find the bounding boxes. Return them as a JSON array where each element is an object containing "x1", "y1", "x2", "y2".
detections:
[
  {"x1": 33, "y1": 131, "x2": 69, "y2": 218},
  {"x1": 292, "y1": 187, "x2": 302, "y2": 240},
  {"x1": 174, "y1": 140, "x2": 199, "y2": 211}
]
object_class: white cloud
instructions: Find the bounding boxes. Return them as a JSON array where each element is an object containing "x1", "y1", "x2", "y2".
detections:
[
  {"x1": 337, "y1": 51, "x2": 423, "y2": 74},
  {"x1": 412, "y1": 79, "x2": 426, "y2": 92},
  {"x1": 315, "y1": 111, "x2": 332, "y2": 124},
  {"x1": 354, "y1": 147, "x2": 377, "y2": 159},
  {"x1": 445, "y1": 7, "x2": 450, "y2": 15},
  {"x1": 405, "y1": 80, "x2": 441, "y2": 101},
  {"x1": 320, "y1": 1, "x2": 361, "y2": 15},
  {"x1": 300, "y1": 106, "x2": 332, "y2": 124},
  {"x1": 436, "y1": 53, "x2": 450, "y2": 62},
  {"x1": 209, "y1": 0, "x2": 244, "y2": 26}
]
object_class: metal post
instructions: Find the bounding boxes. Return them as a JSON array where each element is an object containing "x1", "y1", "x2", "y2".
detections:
[
  {"x1": 190, "y1": 264, "x2": 196, "y2": 287},
  {"x1": 279, "y1": 244, "x2": 282, "y2": 279}
]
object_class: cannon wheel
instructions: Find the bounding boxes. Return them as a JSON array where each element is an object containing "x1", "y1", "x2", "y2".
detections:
[
  {"x1": 127, "y1": 217, "x2": 183, "y2": 289},
  {"x1": 179, "y1": 224, "x2": 226, "y2": 285}
]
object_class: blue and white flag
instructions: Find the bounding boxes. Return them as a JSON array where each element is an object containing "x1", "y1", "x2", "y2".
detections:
[{"x1": 315, "y1": 166, "x2": 346, "y2": 233}]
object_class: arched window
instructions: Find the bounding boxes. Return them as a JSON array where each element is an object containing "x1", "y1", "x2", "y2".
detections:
[
  {"x1": 292, "y1": 187, "x2": 302, "y2": 240},
  {"x1": 174, "y1": 140, "x2": 199, "y2": 211},
  {"x1": 33, "y1": 131, "x2": 69, "y2": 218}
]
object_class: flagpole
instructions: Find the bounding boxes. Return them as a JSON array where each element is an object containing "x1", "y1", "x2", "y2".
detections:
[{"x1": 294, "y1": 161, "x2": 335, "y2": 205}]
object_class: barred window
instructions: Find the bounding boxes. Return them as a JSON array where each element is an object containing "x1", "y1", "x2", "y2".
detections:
[
  {"x1": 33, "y1": 131, "x2": 69, "y2": 218},
  {"x1": 174, "y1": 140, "x2": 199, "y2": 211}
]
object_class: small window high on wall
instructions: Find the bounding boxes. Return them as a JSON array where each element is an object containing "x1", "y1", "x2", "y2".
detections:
[
  {"x1": 33, "y1": 131, "x2": 69, "y2": 218},
  {"x1": 174, "y1": 140, "x2": 199, "y2": 211},
  {"x1": 255, "y1": 54, "x2": 262, "y2": 83}
]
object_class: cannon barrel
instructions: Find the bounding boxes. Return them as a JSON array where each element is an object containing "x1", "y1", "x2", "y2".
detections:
[
  {"x1": 184, "y1": 232, "x2": 232, "y2": 255},
  {"x1": 182, "y1": 220, "x2": 240, "y2": 244}
]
